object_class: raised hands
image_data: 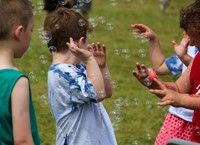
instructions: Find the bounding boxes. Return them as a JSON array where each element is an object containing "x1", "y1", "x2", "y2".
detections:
[
  {"x1": 131, "y1": 23, "x2": 158, "y2": 41},
  {"x1": 132, "y1": 62, "x2": 158, "y2": 88},
  {"x1": 90, "y1": 42, "x2": 107, "y2": 68},
  {"x1": 66, "y1": 37, "x2": 92, "y2": 63},
  {"x1": 172, "y1": 31, "x2": 190, "y2": 59}
]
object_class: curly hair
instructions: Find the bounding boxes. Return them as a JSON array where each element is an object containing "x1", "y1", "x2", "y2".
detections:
[{"x1": 180, "y1": 1, "x2": 200, "y2": 34}]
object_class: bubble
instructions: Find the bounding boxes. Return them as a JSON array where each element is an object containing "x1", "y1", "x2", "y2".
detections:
[
  {"x1": 58, "y1": 0, "x2": 66, "y2": 5},
  {"x1": 54, "y1": 24, "x2": 60, "y2": 30},
  {"x1": 132, "y1": 140, "x2": 139, "y2": 145},
  {"x1": 29, "y1": 71, "x2": 36, "y2": 80},
  {"x1": 40, "y1": 30, "x2": 52, "y2": 44},
  {"x1": 121, "y1": 48, "x2": 131, "y2": 59},
  {"x1": 114, "y1": 49, "x2": 120, "y2": 56},
  {"x1": 49, "y1": 46, "x2": 57, "y2": 54},
  {"x1": 143, "y1": 78, "x2": 152, "y2": 86},
  {"x1": 84, "y1": 0, "x2": 92, "y2": 3},
  {"x1": 109, "y1": 0, "x2": 118, "y2": 7},
  {"x1": 112, "y1": 80, "x2": 118, "y2": 89},
  {"x1": 140, "y1": 35, "x2": 150, "y2": 43},
  {"x1": 98, "y1": 16, "x2": 106, "y2": 24},
  {"x1": 146, "y1": 133, "x2": 152, "y2": 141},
  {"x1": 106, "y1": 22, "x2": 114, "y2": 30},
  {"x1": 132, "y1": 32, "x2": 140, "y2": 39},
  {"x1": 40, "y1": 94, "x2": 49, "y2": 105},
  {"x1": 87, "y1": 44, "x2": 94, "y2": 52},
  {"x1": 138, "y1": 48, "x2": 146, "y2": 57},
  {"x1": 39, "y1": 55, "x2": 48, "y2": 64},
  {"x1": 78, "y1": 19, "x2": 86, "y2": 26},
  {"x1": 88, "y1": 17, "x2": 98, "y2": 28}
]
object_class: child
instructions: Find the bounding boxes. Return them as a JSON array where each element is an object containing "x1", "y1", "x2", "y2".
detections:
[
  {"x1": 43, "y1": 8, "x2": 117, "y2": 145},
  {"x1": 0, "y1": 0, "x2": 40, "y2": 144},
  {"x1": 131, "y1": 24, "x2": 198, "y2": 145},
  {"x1": 133, "y1": 1, "x2": 200, "y2": 144}
]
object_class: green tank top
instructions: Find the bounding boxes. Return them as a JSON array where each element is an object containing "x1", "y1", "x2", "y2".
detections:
[{"x1": 0, "y1": 69, "x2": 40, "y2": 145}]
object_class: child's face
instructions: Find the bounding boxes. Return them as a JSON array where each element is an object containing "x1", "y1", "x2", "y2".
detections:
[{"x1": 187, "y1": 25, "x2": 200, "y2": 50}]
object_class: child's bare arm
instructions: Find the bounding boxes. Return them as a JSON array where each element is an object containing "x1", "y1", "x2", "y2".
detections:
[
  {"x1": 12, "y1": 77, "x2": 34, "y2": 145},
  {"x1": 67, "y1": 38, "x2": 105, "y2": 101},
  {"x1": 92, "y1": 42, "x2": 113, "y2": 98},
  {"x1": 131, "y1": 24, "x2": 171, "y2": 75}
]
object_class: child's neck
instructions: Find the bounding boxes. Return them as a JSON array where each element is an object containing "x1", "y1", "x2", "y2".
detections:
[
  {"x1": 0, "y1": 44, "x2": 15, "y2": 69},
  {"x1": 52, "y1": 51, "x2": 80, "y2": 66}
]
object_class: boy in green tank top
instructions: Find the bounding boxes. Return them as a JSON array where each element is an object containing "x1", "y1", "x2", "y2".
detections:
[{"x1": 0, "y1": 0, "x2": 40, "y2": 144}]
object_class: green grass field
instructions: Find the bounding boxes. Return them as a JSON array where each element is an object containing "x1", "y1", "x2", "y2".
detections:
[{"x1": 15, "y1": 0, "x2": 193, "y2": 144}]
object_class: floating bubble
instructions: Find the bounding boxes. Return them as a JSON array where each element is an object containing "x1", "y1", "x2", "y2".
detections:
[
  {"x1": 78, "y1": 19, "x2": 86, "y2": 26},
  {"x1": 58, "y1": 0, "x2": 66, "y2": 5},
  {"x1": 29, "y1": 71, "x2": 36, "y2": 80},
  {"x1": 138, "y1": 48, "x2": 146, "y2": 57},
  {"x1": 87, "y1": 44, "x2": 94, "y2": 52},
  {"x1": 84, "y1": 0, "x2": 92, "y2": 3},
  {"x1": 114, "y1": 49, "x2": 120, "y2": 56},
  {"x1": 143, "y1": 77, "x2": 152, "y2": 86},
  {"x1": 98, "y1": 16, "x2": 106, "y2": 24},
  {"x1": 132, "y1": 32, "x2": 140, "y2": 39},
  {"x1": 109, "y1": 0, "x2": 118, "y2": 7},
  {"x1": 106, "y1": 22, "x2": 114, "y2": 30},
  {"x1": 88, "y1": 17, "x2": 98, "y2": 28},
  {"x1": 54, "y1": 24, "x2": 60, "y2": 30},
  {"x1": 49, "y1": 46, "x2": 57, "y2": 54},
  {"x1": 140, "y1": 35, "x2": 150, "y2": 43},
  {"x1": 112, "y1": 80, "x2": 118, "y2": 89},
  {"x1": 40, "y1": 94, "x2": 49, "y2": 105},
  {"x1": 39, "y1": 55, "x2": 48, "y2": 64},
  {"x1": 121, "y1": 48, "x2": 131, "y2": 59}
]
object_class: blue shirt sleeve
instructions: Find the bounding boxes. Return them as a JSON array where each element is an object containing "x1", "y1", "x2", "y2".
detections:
[{"x1": 164, "y1": 54, "x2": 183, "y2": 77}]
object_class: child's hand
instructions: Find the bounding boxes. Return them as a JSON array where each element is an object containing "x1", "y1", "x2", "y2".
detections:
[
  {"x1": 131, "y1": 24, "x2": 157, "y2": 41},
  {"x1": 132, "y1": 62, "x2": 160, "y2": 88},
  {"x1": 150, "y1": 79, "x2": 182, "y2": 106},
  {"x1": 92, "y1": 42, "x2": 106, "y2": 68},
  {"x1": 172, "y1": 31, "x2": 190, "y2": 59},
  {"x1": 66, "y1": 37, "x2": 92, "y2": 63}
]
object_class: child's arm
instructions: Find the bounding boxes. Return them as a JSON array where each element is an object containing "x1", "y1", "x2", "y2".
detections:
[
  {"x1": 11, "y1": 77, "x2": 34, "y2": 145},
  {"x1": 172, "y1": 32, "x2": 192, "y2": 66},
  {"x1": 131, "y1": 24, "x2": 171, "y2": 75},
  {"x1": 67, "y1": 37, "x2": 105, "y2": 101},
  {"x1": 92, "y1": 42, "x2": 113, "y2": 98}
]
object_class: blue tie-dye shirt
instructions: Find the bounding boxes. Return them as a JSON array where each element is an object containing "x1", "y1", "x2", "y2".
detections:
[{"x1": 48, "y1": 63, "x2": 117, "y2": 145}]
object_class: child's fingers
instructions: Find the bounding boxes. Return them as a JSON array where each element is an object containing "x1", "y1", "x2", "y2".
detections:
[
  {"x1": 132, "y1": 70, "x2": 139, "y2": 78},
  {"x1": 152, "y1": 78, "x2": 166, "y2": 89},
  {"x1": 92, "y1": 43, "x2": 97, "y2": 51},
  {"x1": 97, "y1": 42, "x2": 101, "y2": 51},
  {"x1": 102, "y1": 44, "x2": 106, "y2": 54},
  {"x1": 157, "y1": 100, "x2": 171, "y2": 106},
  {"x1": 149, "y1": 89, "x2": 165, "y2": 98},
  {"x1": 172, "y1": 40, "x2": 177, "y2": 48}
]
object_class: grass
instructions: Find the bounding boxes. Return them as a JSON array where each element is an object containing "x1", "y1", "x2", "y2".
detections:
[{"x1": 14, "y1": 0, "x2": 193, "y2": 144}]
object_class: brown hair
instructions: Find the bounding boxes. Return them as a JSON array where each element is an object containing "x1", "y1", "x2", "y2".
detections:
[
  {"x1": 180, "y1": 1, "x2": 200, "y2": 34},
  {"x1": 43, "y1": 7, "x2": 89, "y2": 52},
  {"x1": 0, "y1": 0, "x2": 33, "y2": 40}
]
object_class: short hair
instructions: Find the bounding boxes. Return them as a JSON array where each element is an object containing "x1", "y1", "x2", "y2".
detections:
[
  {"x1": 43, "y1": 8, "x2": 89, "y2": 52},
  {"x1": 0, "y1": 0, "x2": 33, "y2": 40},
  {"x1": 180, "y1": 1, "x2": 200, "y2": 34}
]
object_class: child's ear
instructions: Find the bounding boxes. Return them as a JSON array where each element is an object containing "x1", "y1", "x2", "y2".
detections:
[
  {"x1": 77, "y1": 37, "x2": 85, "y2": 48},
  {"x1": 14, "y1": 25, "x2": 24, "y2": 40}
]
